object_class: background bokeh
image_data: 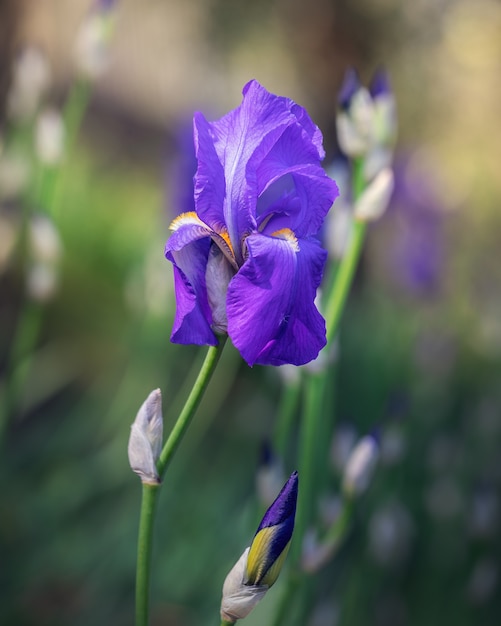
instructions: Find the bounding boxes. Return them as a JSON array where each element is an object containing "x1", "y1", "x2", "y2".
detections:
[{"x1": 1, "y1": 1, "x2": 500, "y2": 625}]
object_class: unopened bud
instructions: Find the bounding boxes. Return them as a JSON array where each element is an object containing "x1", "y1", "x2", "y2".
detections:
[
  {"x1": 336, "y1": 68, "x2": 397, "y2": 170},
  {"x1": 128, "y1": 389, "x2": 163, "y2": 484},
  {"x1": 354, "y1": 167, "x2": 394, "y2": 222},
  {"x1": 342, "y1": 435, "x2": 379, "y2": 497},
  {"x1": 220, "y1": 471, "x2": 298, "y2": 623},
  {"x1": 7, "y1": 47, "x2": 51, "y2": 121},
  {"x1": 336, "y1": 87, "x2": 374, "y2": 158},
  {"x1": 221, "y1": 548, "x2": 268, "y2": 623},
  {"x1": 370, "y1": 69, "x2": 397, "y2": 148}
]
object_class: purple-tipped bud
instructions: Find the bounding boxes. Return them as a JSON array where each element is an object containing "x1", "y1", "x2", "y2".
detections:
[
  {"x1": 220, "y1": 472, "x2": 299, "y2": 623},
  {"x1": 97, "y1": 0, "x2": 117, "y2": 12},
  {"x1": 336, "y1": 67, "x2": 397, "y2": 168},
  {"x1": 338, "y1": 68, "x2": 362, "y2": 110},
  {"x1": 246, "y1": 471, "x2": 298, "y2": 586},
  {"x1": 369, "y1": 68, "x2": 392, "y2": 98}
]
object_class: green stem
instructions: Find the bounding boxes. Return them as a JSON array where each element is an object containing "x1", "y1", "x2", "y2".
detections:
[
  {"x1": 220, "y1": 620, "x2": 235, "y2": 626},
  {"x1": 274, "y1": 159, "x2": 369, "y2": 626},
  {"x1": 157, "y1": 336, "x2": 227, "y2": 477},
  {"x1": 135, "y1": 483, "x2": 159, "y2": 626},
  {"x1": 0, "y1": 301, "x2": 43, "y2": 444},
  {"x1": 274, "y1": 378, "x2": 301, "y2": 459},
  {"x1": 324, "y1": 158, "x2": 366, "y2": 344},
  {"x1": 292, "y1": 371, "x2": 326, "y2": 562},
  {"x1": 134, "y1": 337, "x2": 227, "y2": 626}
]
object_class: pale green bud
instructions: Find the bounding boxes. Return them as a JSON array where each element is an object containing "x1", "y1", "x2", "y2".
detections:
[{"x1": 128, "y1": 389, "x2": 163, "y2": 484}]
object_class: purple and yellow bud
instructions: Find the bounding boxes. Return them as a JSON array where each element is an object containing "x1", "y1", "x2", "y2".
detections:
[
  {"x1": 220, "y1": 471, "x2": 298, "y2": 623},
  {"x1": 245, "y1": 470, "x2": 298, "y2": 587}
]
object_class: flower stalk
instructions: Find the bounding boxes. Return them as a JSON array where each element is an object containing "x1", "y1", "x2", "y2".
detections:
[
  {"x1": 324, "y1": 157, "x2": 366, "y2": 344},
  {"x1": 134, "y1": 337, "x2": 227, "y2": 626}
]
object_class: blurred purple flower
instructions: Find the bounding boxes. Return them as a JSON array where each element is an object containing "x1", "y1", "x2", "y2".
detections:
[
  {"x1": 96, "y1": 0, "x2": 117, "y2": 11},
  {"x1": 387, "y1": 154, "x2": 445, "y2": 296},
  {"x1": 165, "y1": 80, "x2": 338, "y2": 366}
]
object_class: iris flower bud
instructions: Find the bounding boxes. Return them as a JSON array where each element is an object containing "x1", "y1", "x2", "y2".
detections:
[
  {"x1": 336, "y1": 69, "x2": 374, "y2": 158},
  {"x1": 220, "y1": 471, "x2": 298, "y2": 623},
  {"x1": 336, "y1": 68, "x2": 397, "y2": 180},
  {"x1": 353, "y1": 167, "x2": 394, "y2": 222},
  {"x1": 127, "y1": 389, "x2": 163, "y2": 484}
]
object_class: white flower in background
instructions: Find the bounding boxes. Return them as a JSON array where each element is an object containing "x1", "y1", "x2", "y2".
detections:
[
  {"x1": 7, "y1": 47, "x2": 51, "y2": 121},
  {"x1": 35, "y1": 108, "x2": 65, "y2": 166},
  {"x1": 26, "y1": 214, "x2": 63, "y2": 302},
  {"x1": 128, "y1": 389, "x2": 164, "y2": 484},
  {"x1": 342, "y1": 434, "x2": 379, "y2": 497},
  {"x1": 74, "y1": 2, "x2": 117, "y2": 80},
  {"x1": 0, "y1": 152, "x2": 30, "y2": 200},
  {"x1": 29, "y1": 214, "x2": 63, "y2": 265}
]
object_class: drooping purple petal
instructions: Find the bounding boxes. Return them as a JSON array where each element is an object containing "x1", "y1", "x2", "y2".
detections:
[
  {"x1": 226, "y1": 232, "x2": 327, "y2": 366},
  {"x1": 165, "y1": 224, "x2": 216, "y2": 345}
]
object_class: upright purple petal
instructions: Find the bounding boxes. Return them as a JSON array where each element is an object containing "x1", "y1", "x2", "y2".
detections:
[
  {"x1": 208, "y1": 81, "x2": 301, "y2": 260},
  {"x1": 193, "y1": 112, "x2": 227, "y2": 234},
  {"x1": 226, "y1": 232, "x2": 327, "y2": 366}
]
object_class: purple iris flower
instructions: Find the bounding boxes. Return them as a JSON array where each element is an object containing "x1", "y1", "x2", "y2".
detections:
[{"x1": 165, "y1": 80, "x2": 338, "y2": 366}]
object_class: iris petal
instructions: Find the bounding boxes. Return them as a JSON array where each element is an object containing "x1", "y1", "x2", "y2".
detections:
[
  {"x1": 165, "y1": 223, "x2": 216, "y2": 345},
  {"x1": 227, "y1": 233, "x2": 327, "y2": 366}
]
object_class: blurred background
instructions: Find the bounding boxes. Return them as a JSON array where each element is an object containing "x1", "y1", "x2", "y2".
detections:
[{"x1": 0, "y1": 0, "x2": 500, "y2": 625}]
